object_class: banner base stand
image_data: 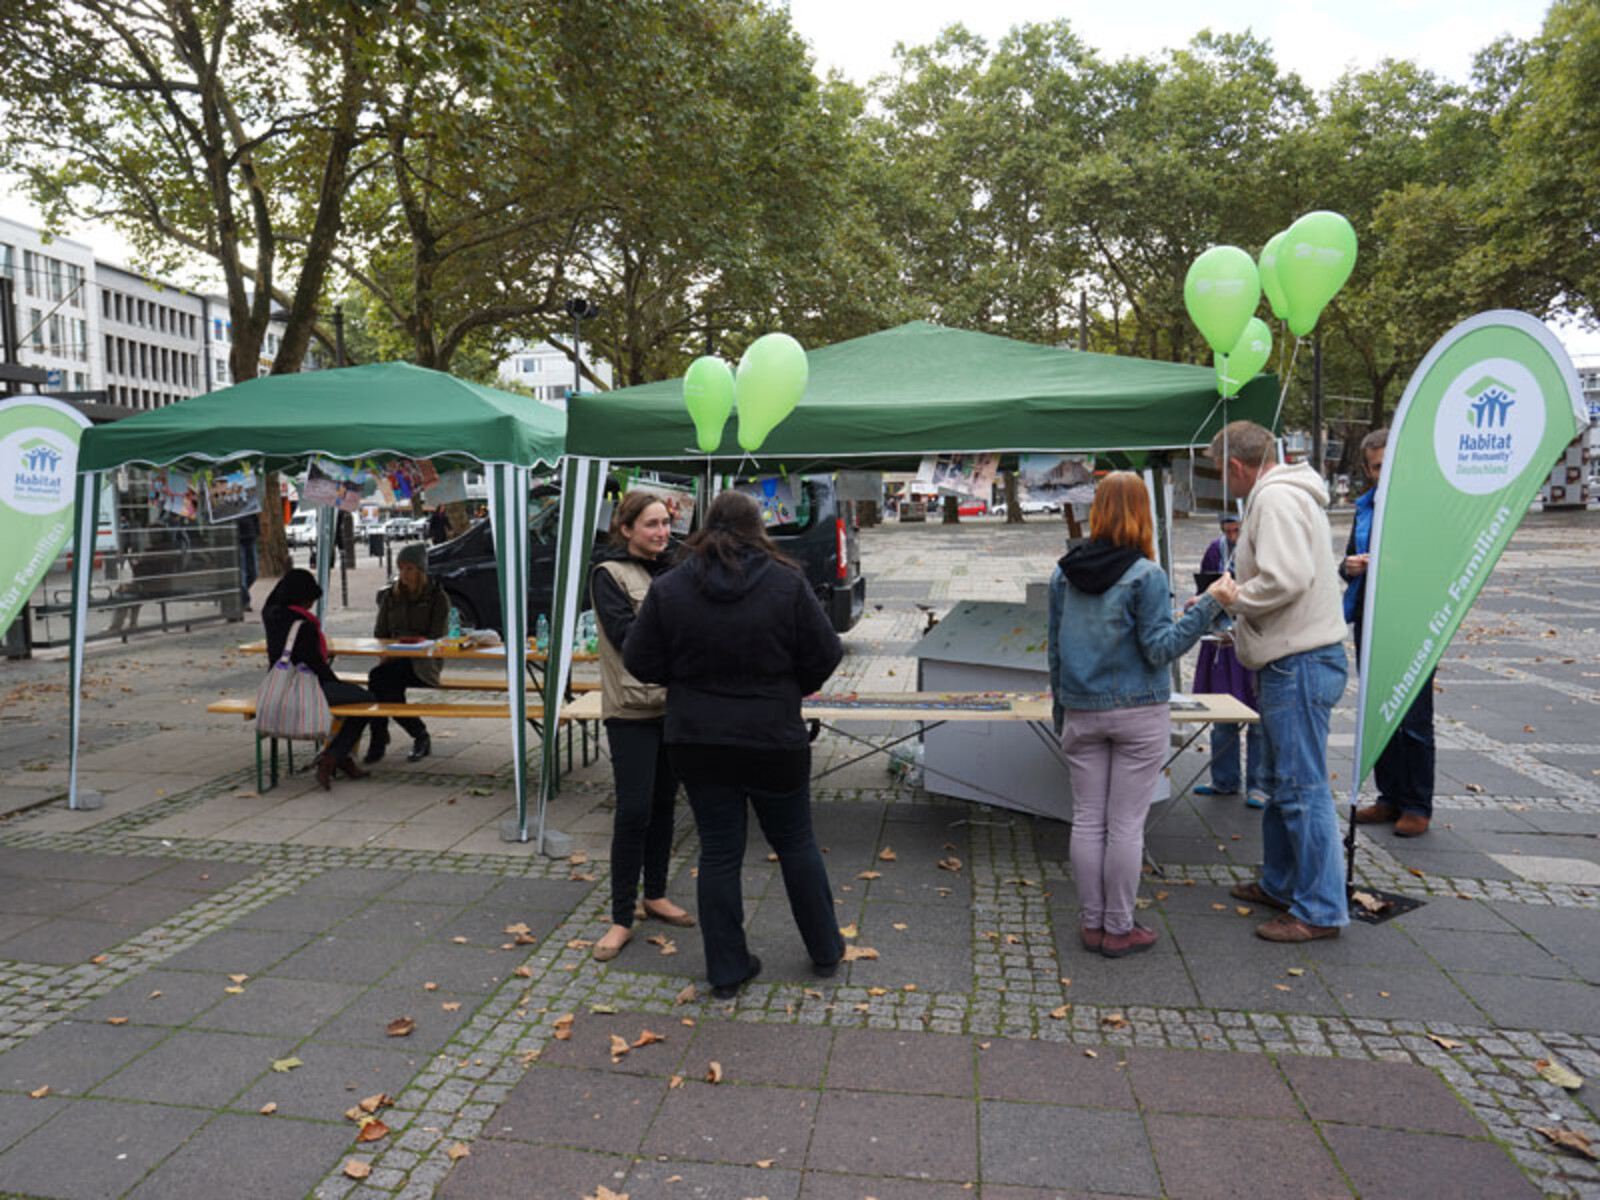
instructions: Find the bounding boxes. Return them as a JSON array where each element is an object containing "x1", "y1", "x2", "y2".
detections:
[
  {"x1": 1348, "y1": 885, "x2": 1424, "y2": 926},
  {"x1": 498, "y1": 819, "x2": 573, "y2": 858},
  {"x1": 68, "y1": 789, "x2": 104, "y2": 812}
]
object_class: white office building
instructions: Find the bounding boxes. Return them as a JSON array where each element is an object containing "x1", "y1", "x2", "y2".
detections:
[
  {"x1": 497, "y1": 339, "x2": 611, "y2": 406},
  {"x1": 0, "y1": 215, "x2": 97, "y2": 395},
  {"x1": 97, "y1": 261, "x2": 210, "y2": 411}
]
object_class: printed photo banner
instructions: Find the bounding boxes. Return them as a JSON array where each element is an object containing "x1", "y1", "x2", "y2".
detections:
[
  {"x1": 303, "y1": 457, "x2": 369, "y2": 513},
  {"x1": 736, "y1": 475, "x2": 800, "y2": 527},
  {"x1": 914, "y1": 452, "x2": 999, "y2": 500},
  {"x1": 0, "y1": 395, "x2": 92, "y2": 633},
  {"x1": 1018, "y1": 453, "x2": 1096, "y2": 508},
  {"x1": 205, "y1": 462, "x2": 261, "y2": 523},
  {"x1": 151, "y1": 467, "x2": 199, "y2": 520},
  {"x1": 1354, "y1": 311, "x2": 1587, "y2": 785}
]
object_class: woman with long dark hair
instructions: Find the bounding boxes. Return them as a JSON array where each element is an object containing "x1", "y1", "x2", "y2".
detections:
[
  {"x1": 624, "y1": 490, "x2": 844, "y2": 1000},
  {"x1": 260, "y1": 568, "x2": 374, "y2": 790},
  {"x1": 589, "y1": 491, "x2": 695, "y2": 962}
]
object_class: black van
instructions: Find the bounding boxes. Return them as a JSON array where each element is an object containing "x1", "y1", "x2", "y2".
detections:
[{"x1": 428, "y1": 476, "x2": 864, "y2": 635}]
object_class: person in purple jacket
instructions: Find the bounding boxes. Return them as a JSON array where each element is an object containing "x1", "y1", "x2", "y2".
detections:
[{"x1": 1192, "y1": 514, "x2": 1268, "y2": 808}]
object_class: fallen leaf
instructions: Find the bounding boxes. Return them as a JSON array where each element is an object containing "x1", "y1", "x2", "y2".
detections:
[
  {"x1": 669, "y1": 1074, "x2": 685, "y2": 1089},
  {"x1": 1523, "y1": 724, "x2": 1536, "y2": 733},
  {"x1": 514, "y1": 965, "x2": 534, "y2": 979},
  {"x1": 1286, "y1": 968, "x2": 1306, "y2": 977},
  {"x1": 224, "y1": 986, "x2": 246, "y2": 995},
  {"x1": 1407, "y1": 867, "x2": 1426, "y2": 879},
  {"x1": 754, "y1": 1159, "x2": 775, "y2": 1168},
  {"x1": 842, "y1": 945, "x2": 879, "y2": 962},
  {"x1": 228, "y1": 973, "x2": 249, "y2": 984},
  {"x1": 106, "y1": 1016, "x2": 129, "y2": 1025},
  {"x1": 1274, "y1": 984, "x2": 1293, "y2": 992},
  {"x1": 148, "y1": 990, "x2": 162, "y2": 999},
  {"x1": 28, "y1": 1085, "x2": 49, "y2": 1099},
  {"x1": 386, "y1": 1017, "x2": 415, "y2": 1038},
  {"x1": 258, "y1": 1102, "x2": 277, "y2": 1115},
  {"x1": 566, "y1": 939, "x2": 594, "y2": 950},
  {"x1": 446, "y1": 1142, "x2": 471, "y2": 1161},
  {"x1": 424, "y1": 982, "x2": 439, "y2": 991},
  {"x1": 632, "y1": 1029, "x2": 666, "y2": 1048},
  {"x1": 1534, "y1": 1126, "x2": 1597, "y2": 1161},
  {"x1": 892, "y1": 922, "x2": 909, "y2": 931},
  {"x1": 674, "y1": 984, "x2": 697, "y2": 1006},
  {"x1": 356, "y1": 1118, "x2": 390, "y2": 1143},
  {"x1": 590, "y1": 1003, "x2": 618, "y2": 1014},
  {"x1": 937, "y1": 856, "x2": 962, "y2": 872},
  {"x1": 766, "y1": 852, "x2": 780, "y2": 862},
  {"x1": 877, "y1": 846, "x2": 897, "y2": 862},
  {"x1": 271, "y1": 1057, "x2": 303, "y2": 1073},
  {"x1": 1083, "y1": 1049, "x2": 1098, "y2": 1058},
  {"x1": 504, "y1": 923, "x2": 533, "y2": 936},
  {"x1": 1427, "y1": 1034, "x2": 1464, "y2": 1051},
  {"x1": 706, "y1": 1061, "x2": 724, "y2": 1084},
  {"x1": 569, "y1": 851, "x2": 588, "y2": 865},
  {"x1": 441, "y1": 1002, "x2": 461, "y2": 1012},
  {"x1": 359, "y1": 1093, "x2": 393, "y2": 1114},
  {"x1": 839, "y1": 923, "x2": 859, "y2": 939},
  {"x1": 451, "y1": 936, "x2": 469, "y2": 945},
  {"x1": 1536, "y1": 1059, "x2": 1585, "y2": 1090},
  {"x1": 552, "y1": 1013, "x2": 575, "y2": 1040},
  {"x1": 609, "y1": 1034, "x2": 631, "y2": 1061},
  {"x1": 1211, "y1": 902, "x2": 1228, "y2": 911},
  {"x1": 342, "y1": 1159, "x2": 372, "y2": 1180},
  {"x1": 857, "y1": 870, "x2": 882, "y2": 880},
  {"x1": 1049, "y1": 1005, "x2": 1071, "y2": 1019},
  {"x1": 867, "y1": 987, "x2": 888, "y2": 997},
  {"x1": 1101, "y1": 1013, "x2": 1128, "y2": 1030},
  {"x1": 1464, "y1": 783, "x2": 1484, "y2": 794},
  {"x1": 582, "y1": 1186, "x2": 626, "y2": 1200},
  {"x1": 1235, "y1": 906, "x2": 1253, "y2": 917},
  {"x1": 1351, "y1": 890, "x2": 1389, "y2": 915}
]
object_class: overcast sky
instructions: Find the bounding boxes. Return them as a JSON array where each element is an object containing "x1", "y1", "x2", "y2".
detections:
[{"x1": 7, "y1": 0, "x2": 1593, "y2": 357}]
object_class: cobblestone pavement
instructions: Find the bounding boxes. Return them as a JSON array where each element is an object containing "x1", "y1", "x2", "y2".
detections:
[{"x1": 0, "y1": 510, "x2": 1597, "y2": 1198}]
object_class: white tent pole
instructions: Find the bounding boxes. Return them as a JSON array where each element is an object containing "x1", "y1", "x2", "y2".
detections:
[
  {"x1": 314, "y1": 504, "x2": 335, "y2": 620},
  {"x1": 66, "y1": 470, "x2": 104, "y2": 811},
  {"x1": 489, "y1": 464, "x2": 531, "y2": 842}
]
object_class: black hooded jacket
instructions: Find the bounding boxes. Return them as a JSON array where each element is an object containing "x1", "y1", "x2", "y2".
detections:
[
  {"x1": 623, "y1": 546, "x2": 843, "y2": 749},
  {"x1": 1059, "y1": 539, "x2": 1143, "y2": 595}
]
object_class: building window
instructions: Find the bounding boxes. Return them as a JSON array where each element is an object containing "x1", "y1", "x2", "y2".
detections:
[
  {"x1": 0, "y1": 242, "x2": 13, "y2": 281},
  {"x1": 48, "y1": 313, "x2": 63, "y2": 357},
  {"x1": 47, "y1": 258, "x2": 63, "y2": 301},
  {"x1": 66, "y1": 263, "x2": 82, "y2": 307},
  {"x1": 520, "y1": 357, "x2": 541, "y2": 373},
  {"x1": 23, "y1": 250, "x2": 37, "y2": 296}
]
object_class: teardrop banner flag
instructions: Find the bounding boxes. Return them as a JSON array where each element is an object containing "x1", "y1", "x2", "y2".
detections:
[
  {"x1": 0, "y1": 395, "x2": 92, "y2": 634},
  {"x1": 1353, "y1": 311, "x2": 1587, "y2": 787}
]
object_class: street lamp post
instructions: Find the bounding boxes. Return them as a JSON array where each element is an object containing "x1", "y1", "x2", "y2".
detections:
[{"x1": 565, "y1": 296, "x2": 599, "y2": 399}]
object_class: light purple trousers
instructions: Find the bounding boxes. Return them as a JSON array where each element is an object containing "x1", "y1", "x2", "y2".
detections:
[{"x1": 1059, "y1": 703, "x2": 1170, "y2": 936}]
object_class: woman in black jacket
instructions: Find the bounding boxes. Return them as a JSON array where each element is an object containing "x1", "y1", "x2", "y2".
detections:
[
  {"x1": 624, "y1": 490, "x2": 845, "y2": 999},
  {"x1": 260, "y1": 569, "x2": 373, "y2": 790}
]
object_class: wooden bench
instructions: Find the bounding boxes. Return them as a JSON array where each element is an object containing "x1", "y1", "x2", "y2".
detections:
[
  {"x1": 333, "y1": 672, "x2": 600, "y2": 694},
  {"x1": 209, "y1": 692, "x2": 601, "y2": 793}
]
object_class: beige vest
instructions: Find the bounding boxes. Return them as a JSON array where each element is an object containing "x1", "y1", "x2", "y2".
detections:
[{"x1": 594, "y1": 559, "x2": 668, "y2": 720}]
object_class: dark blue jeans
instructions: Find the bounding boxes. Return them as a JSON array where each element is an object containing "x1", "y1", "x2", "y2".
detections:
[
  {"x1": 1257, "y1": 644, "x2": 1349, "y2": 928},
  {"x1": 1375, "y1": 670, "x2": 1435, "y2": 817},
  {"x1": 606, "y1": 718, "x2": 679, "y2": 927},
  {"x1": 668, "y1": 743, "x2": 843, "y2": 989}
]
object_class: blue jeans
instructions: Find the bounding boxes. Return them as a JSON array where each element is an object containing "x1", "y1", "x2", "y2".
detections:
[
  {"x1": 1209, "y1": 722, "x2": 1266, "y2": 795},
  {"x1": 1256, "y1": 644, "x2": 1349, "y2": 927}
]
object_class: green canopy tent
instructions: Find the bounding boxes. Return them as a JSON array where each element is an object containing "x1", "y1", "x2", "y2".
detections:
[
  {"x1": 535, "y1": 320, "x2": 1279, "y2": 807},
  {"x1": 67, "y1": 361, "x2": 566, "y2": 845}
]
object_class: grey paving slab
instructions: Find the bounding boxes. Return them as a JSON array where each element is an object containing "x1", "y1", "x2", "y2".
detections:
[
  {"x1": 384, "y1": 870, "x2": 500, "y2": 906},
  {"x1": 1298, "y1": 923, "x2": 1432, "y2": 967},
  {"x1": 0, "y1": 1098, "x2": 209, "y2": 1200},
  {"x1": 312, "y1": 985, "x2": 475, "y2": 1053},
  {"x1": 804, "y1": 1175, "x2": 976, "y2": 1199},
  {"x1": 845, "y1": 939, "x2": 972, "y2": 993},
  {"x1": 479, "y1": 876, "x2": 597, "y2": 912},
  {"x1": 1146, "y1": 1113, "x2": 1349, "y2": 1200},
  {"x1": 125, "y1": 1110, "x2": 352, "y2": 1200},
  {"x1": 229, "y1": 892, "x2": 367, "y2": 933},
  {"x1": 491, "y1": 1065, "x2": 665, "y2": 1153},
  {"x1": 535, "y1": 1012, "x2": 687, "y2": 1078},
  {"x1": 627, "y1": 1158, "x2": 803, "y2": 1199},
  {"x1": 0, "y1": 1019, "x2": 167, "y2": 1095},
  {"x1": 192, "y1": 976, "x2": 365, "y2": 1037},
  {"x1": 642, "y1": 1079, "x2": 817, "y2": 1166},
  {"x1": 684, "y1": 1019, "x2": 833, "y2": 1089},
  {"x1": 0, "y1": 1089, "x2": 69, "y2": 1154},
  {"x1": 232, "y1": 1039, "x2": 429, "y2": 1119},
  {"x1": 1278, "y1": 1056, "x2": 1483, "y2": 1136},
  {"x1": 1124, "y1": 1047, "x2": 1298, "y2": 1118},
  {"x1": 1406, "y1": 926, "x2": 1578, "y2": 979},
  {"x1": 0, "y1": 911, "x2": 42, "y2": 943},
  {"x1": 809, "y1": 1091, "x2": 975, "y2": 1181},
  {"x1": 68, "y1": 883, "x2": 207, "y2": 927},
  {"x1": 92, "y1": 1029, "x2": 291, "y2": 1107},
  {"x1": 1450, "y1": 970, "x2": 1600, "y2": 1034},
  {"x1": 437, "y1": 902, "x2": 565, "y2": 946},
  {"x1": 271, "y1": 931, "x2": 421, "y2": 984},
  {"x1": 1392, "y1": 897, "x2": 1519, "y2": 934},
  {"x1": 383, "y1": 940, "x2": 528, "y2": 994},
  {"x1": 861, "y1": 899, "x2": 972, "y2": 942},
  {"x1": 825, "y1": 1029, "x2": 974, "y2": 1097},
  {"x1": 977, "y1": 1039, "x2": 1135, "y2": 1108},
  {"x1": 0, "y1": 847, "x2": 170, "y2": 883},
  {"x1": 1187, "y1": 956, "x2": 1342, "y2": 1016},
  {"x1": 1493, "y1": 902, "x2": 1600, "y2": 969},
  {"x1": 1320, "y1": 1124, "x2": 1540, "y2": 1200},
  {"x1": 981, "y1": 1101, "x2": 1159, "y2": 1195},
  {"x1": 1322, "y1": 964, "x2": 1489, "y2": 1024},
  {"x1": 0, "y1": 877, "x2": 118, "y2": 916},
  {"x1": 1054, "y1": 945, "x2": 1201, "y2": 1009},
  {"x1": 0, "y1": 915, "x2": 133, "y2": 964},
  {"x1": 75, "y1": 968, "x2": 234, "y2": 1027},
  {"x1": 437, "y1": 1140, "x2": 633, "y2": 1199},
  {"x1": 159, "y1": 925, "x2": 312, "y2": 973},
  {"x1": 136, "y1": 858, "x2": 261, "y2": 892},
  {"x1": 1380, "y1": 847, "x2": 1524, "y2": 882},
  {"x1": 294, "y1": 866, "x2": 412, "y2": 899}
]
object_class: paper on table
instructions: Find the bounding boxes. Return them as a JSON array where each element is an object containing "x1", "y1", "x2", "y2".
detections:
[{"x1": 1169, "y1": 692, "x2": 1207, "y2": 712}]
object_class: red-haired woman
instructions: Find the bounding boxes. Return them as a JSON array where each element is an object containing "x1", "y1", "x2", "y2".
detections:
[
  {"x1": 1048, "y1": 472, "x2": 1237, "y2": 957},
  {"x1": 589, "y1": 491, "x2": 695, "y2": 962}
]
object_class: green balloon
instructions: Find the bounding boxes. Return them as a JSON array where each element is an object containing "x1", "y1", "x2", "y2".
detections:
[
  {"x1": 1215, "y1": 317, "x2": 1272, "y2": 398},
  {"x1": 683, "y1": 355, "x2": 735, "y2": 453},
  {"x1": 1184, "y1": 246, "x2": 1261, "y2": 357},
  {"x1": 1277, "y1": 211, "x2": 1358, "y2": 338},
  {"x1": 1258, "y1": 231, "x2": 1290, "y2": 322},
  {"x1": 736, "y1": 332, "x2": 808, "y2": 453}
]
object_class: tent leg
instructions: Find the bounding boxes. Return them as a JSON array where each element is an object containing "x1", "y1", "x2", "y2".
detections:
[{"x1": 67, "y1": 471, "x2": 104, "y2": 811}]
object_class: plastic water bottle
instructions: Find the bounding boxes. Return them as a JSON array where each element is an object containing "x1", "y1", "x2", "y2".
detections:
[
  {"x1": 579, "y1": 611, "x2": 598, "y2": 654},
  {"x1": 447, "y1": 605, "x2": 462, "y2": 639},
  {"x1": 535, "y1": 613, "x2": 549, "y2": 655}
]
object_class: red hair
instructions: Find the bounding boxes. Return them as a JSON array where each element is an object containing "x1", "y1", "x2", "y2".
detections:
[{"x1": 1088, "y1": 471, "x2": 1156, "y2": 561}]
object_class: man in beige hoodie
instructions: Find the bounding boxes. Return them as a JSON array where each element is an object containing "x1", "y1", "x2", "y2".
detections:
[{"x1": 1209, "y1": 421, "x2": 1350, "y2": 942}]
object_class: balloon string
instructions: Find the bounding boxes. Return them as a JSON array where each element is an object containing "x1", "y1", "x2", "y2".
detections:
[{"x1": 1273, "y1": 338, "x2": 1301, "y2": 432}]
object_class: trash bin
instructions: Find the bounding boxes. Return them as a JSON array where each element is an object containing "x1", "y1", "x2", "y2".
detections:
[{"x1": 368, "y1": 532, "x2": 386, "y2": 558}]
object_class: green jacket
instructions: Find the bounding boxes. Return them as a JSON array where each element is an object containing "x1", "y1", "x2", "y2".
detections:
[{"x1": 374, "y1": 578, "x2": 450, "y2": 686}]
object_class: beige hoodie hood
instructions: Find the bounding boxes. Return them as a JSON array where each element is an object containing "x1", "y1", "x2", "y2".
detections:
[{"x1": 1228, "y1": 462, "x2": 1347, "y2": 670}]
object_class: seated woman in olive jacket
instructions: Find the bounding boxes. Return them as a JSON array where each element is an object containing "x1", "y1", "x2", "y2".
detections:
[{"x1": 365, "y1": 543, "x2": 451, "y2": 764}]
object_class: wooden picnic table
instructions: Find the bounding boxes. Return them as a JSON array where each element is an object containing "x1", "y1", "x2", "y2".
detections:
[{"x1": 238, "y1": 636, "x2": 598, "y2": 665}]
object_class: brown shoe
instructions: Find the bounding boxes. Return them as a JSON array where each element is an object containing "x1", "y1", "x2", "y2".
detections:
[
  {"x1": 1080, "y1": 926, "x2": 1104, "y2": 952},
  {"x1": 1229, "y1": 881, "x2": 1290, "y2": 912},
  {"x1": 639, "y1": 899, "x2": 697, "y2": 928},
  {"x1": 1395, "y1": 812, "x2": 1431, "y2": 837},
  {"x1": 1354, "y1": 802, "x2": 1399, "y2": 825},
  {"x1": 337, "y1": 757, "x2": 369, "y2": 780},
  {"x1": 315, "y1": 753, "x2": 336, "y2": 791},
  {"x1": 1255, "y1": 913, "x2": 1340, "y2": 943},
  {"x1": 1101, "y1": 924, "x2": 1158, "y2": 958},
  {"x1": 592, "y1": 924, "x2": 633, "y2": 962}
]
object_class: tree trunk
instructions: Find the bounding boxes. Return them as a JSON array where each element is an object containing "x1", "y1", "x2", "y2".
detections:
[
  {"x1": 259, "y1": 472, "x2": 290, "y2": 576},
  {"x1": 1003, "y1": 471, "x2": 1022, "y2": 523},
  {"x1": 858, "y1": 500, "x2": 880, "y2": 527},
  {"x1": 942, "y1": 495, "x2": 960, "y2": 524}
]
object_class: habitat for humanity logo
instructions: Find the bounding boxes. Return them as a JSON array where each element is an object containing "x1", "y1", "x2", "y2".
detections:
[
  {"x1": 0, "y1": 428, "x2": 75, "y2": 515},
  {"x1": 1433, "y1": 358, "x2": 1544, "y2": 496}
]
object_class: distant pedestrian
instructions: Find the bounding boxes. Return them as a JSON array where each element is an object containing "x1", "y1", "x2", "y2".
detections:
[
  {"x1": 1210, "y1": 421, "x2": 1349, "y2": 943},
  {"x1": 1192, "y1": 514, "x2": 1267, "y2": 807},
  {"x1": 235, "y1": 511, "x2": 259, "y2": 612},
  {"x1": 427, "y1": 506, "x2": 451, "y2": 545},
  {"x1": 1049, "y1": 472, "x2": 1237, "y2": 958},
  {"x1": 1342, "y1": 427, "x2": 1434, "y2": 837}
]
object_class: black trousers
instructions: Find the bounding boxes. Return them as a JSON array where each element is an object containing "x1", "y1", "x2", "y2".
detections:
[
  {"x1": 1375, "y1": 668, "x2": 1435, "y2": 817},
  {"x1": 321, "y1": 678, "x2": 373, "y2": 762},
  {"x1": 367, "y1": 659, "x2": 430, "y2": 740},
  {"x1": 668, "y1": 743, "x2": 843, "y2": 989},
  {"x1": 606, "y1": 718, "x2": 679, "y2": 927}
]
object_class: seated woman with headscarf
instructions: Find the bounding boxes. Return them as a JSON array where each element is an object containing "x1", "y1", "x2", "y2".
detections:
[
  {"x1": 260, "y1": 569, "x2": 374, "y2": 790},
  {"x1": 365, "y1": 543, "x2": 449, "y2": 764}
]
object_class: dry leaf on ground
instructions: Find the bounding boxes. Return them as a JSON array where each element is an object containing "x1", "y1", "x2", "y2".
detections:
[
  {"x1": 609, "y1": 1034, "x2": 631, "y2": 1061},
  {"x1": 1535, "y1": 1126, "x2": 1596, "y2": 1160},
  {"x1": 1049, "y1": 1005, "x2": 1071, "y2": 1019},
  {"x1": 359, "y1": 1093, "x2": 393, "y2": 1114},
  {"x1": 674, "y1": 984, "x2": 697, "y2": 1005},
  {"x1": 356, "y1": 1119, "x2": 390, "y2": 1143},
  {"x1": 514, "y1": 965, "x2": 534, "y2": 979},
  {"x1": 1536, "y1": 1059, "x2": 1585, "y2": 1090},
  {"x1": 1351, "y1": 890, "x2": 1389, "y2": 914},
  {"x1": 552, "y1": 1013, "x2": 575, "y2": 1040},
  {"x1": 937, "y1": 856, "x2": 962, "y2": 872},
  {"x1": 669, "y1": 1074, "x2": 685, "y2": 1089},
  {"x1": 342, "y1": 1160, "x2": 372, "y2": 1179},
  {"x1": 442, "y1": 1002, "x2": 461, "y2": 1012},
  {"x1": 877, "y1": 847, "x2": 897, "y2": 862},
  {"x1": 28, "y1": 1085, "x2": 49, "y2": 1099},
  {"x1": 106, "y1": 1017, "x2": 128, "y2": 1025},
  {"x1": 258, "y1": 1102, "x2": 277, "y2": 1115},
  {"x1": 386, "y1": 1017, "x2": 415, "y2": 1038},
  {"x1": 271, "y1": 1057, "x2": 303, "y2": 1072},
  {"x1": 582, "y1": 1186, "x2": 626, "y2": 1200},
  {"x1": 857, "y1": 871, "x2": 881, "y2": 880},
  {"x1": 838, "y1": 923, "x2": 859, "y2": 939},
  {"x1": 1427, "y1": 1034, "x2": 1464, "y2": 1051},
  {"x1": 446, "y1": 1142, "x2": 471, "y2": 1161},
  {"x1": 1101, "y1": 1014, "x2": 1128, "y2": 1029},
  {"x1": 569, "y1": 851, "x2": 588, "y2": 865},
  {"x1": 706, "y1": 1061, "x2": 724, "y2": 1084},
  {"x1": 842, "y1": 945, "x2": 879, "y2": 962},
  {"x1": 632, "y1": 1030, "x2": 666, "y2": 1048}
]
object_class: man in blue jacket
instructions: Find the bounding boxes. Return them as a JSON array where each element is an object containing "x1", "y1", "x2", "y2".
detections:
[{"x1": 1341, "y1": 428, "x2": 1435, "y2": 837}]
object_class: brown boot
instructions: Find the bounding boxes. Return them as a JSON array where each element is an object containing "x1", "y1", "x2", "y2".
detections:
[
  {"x1": 1395, "y1": 812, "x2": 1431, "y2": 837},
  {"x1": 1354, "y1": 802, "x2": 1399, "y2": 825},
  {"x1": 315, "y1": 753, "x2": 336, "y2": 791},
  {"x1": 337, "y1": 757, "x2": 369, "y2": 780},
  {"x1": 1256, "y1": 913, "x2": 1340, "y2": 943}
]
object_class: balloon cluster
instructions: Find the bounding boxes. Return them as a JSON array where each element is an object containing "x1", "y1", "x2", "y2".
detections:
[
  {"x1": 1184, "y1": 211, "x2": 1358, "y2": 398},
  {"x1": 682, "y1": 333, "x2": 809, "y2": 454}
]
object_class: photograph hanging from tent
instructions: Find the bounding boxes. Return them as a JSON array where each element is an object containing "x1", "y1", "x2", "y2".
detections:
[
  {"x1": 151, "y1": 467, "x2": 198, "y2": 519},
  {"x1": 735, "y1": 475, "x2": 800, "y2": 526},
  {"x1": 205, "y1": 463, "x2": 261, "y2": 523},
  {"x1": 915, "y1": 452, "x2": 998, "y2": 500},
  {"x1": 302, "y1": 457, "x2": 368, "y2": 512},
  {"x1": 1018, "y1": 454, "x2": 1096, "y2": 508}
]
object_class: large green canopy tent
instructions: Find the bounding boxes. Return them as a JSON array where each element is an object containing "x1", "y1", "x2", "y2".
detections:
[
  {"x1": 537, "y1": 321, "x2": 1279, "y2": 792},
  {"x1": 67, "y1": 362, "x2": 567, "y2": 845}
]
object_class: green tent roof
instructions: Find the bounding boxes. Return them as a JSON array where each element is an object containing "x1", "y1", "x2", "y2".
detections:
[
  {"x1": 79, "y1": 361, "x2": 565, "y2": 472},
  {"x1": 565, "y1": 321, "x2": 1277, "y2": 465}
]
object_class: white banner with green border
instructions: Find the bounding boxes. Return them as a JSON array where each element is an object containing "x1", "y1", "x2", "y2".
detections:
[{"x1": 0, "y1": 395, "x2": 92, "y2": 634}]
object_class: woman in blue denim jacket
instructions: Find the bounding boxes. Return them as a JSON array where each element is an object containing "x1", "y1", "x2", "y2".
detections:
[{"x1": 1048, "y1": 473, "x2": 1236, "y2": 957}]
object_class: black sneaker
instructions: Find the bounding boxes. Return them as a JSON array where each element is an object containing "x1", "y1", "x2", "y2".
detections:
[
  {"x1": 407, "y1": 733, "x2": 431, "y2": 762},
  {"x1": 363, "y1": 734, "x2": 389, "y2": 765},
  {"x1": 812, "y1": 959, "x2": 840, "y2": 979},
  {"x1": 711, "y1": 955, "x2": 761, "y2": 1000}
]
